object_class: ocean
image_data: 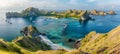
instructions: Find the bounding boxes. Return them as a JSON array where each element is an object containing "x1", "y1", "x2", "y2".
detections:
[{"x1": 0, "y1": 10, "x2": 120, "y2": 48}]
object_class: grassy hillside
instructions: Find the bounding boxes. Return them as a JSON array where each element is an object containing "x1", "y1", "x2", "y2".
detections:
[
  {"x1": 0, "y1": 36, "x2": 51, "y2": 54},
  {"x1": 78, "y1": 26, "x2": 120, "y2": 54},
  {"x1": 1, "y1": 26, "x2": 120, "y2": 54}
]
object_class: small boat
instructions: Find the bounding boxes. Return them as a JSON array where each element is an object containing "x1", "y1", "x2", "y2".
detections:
[{"x1": 10, "y1": 22, "x2": 12, "y2": 24}]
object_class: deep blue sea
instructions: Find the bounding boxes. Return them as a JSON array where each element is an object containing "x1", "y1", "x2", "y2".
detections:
[{"x1": 0, "y1": 10, "x2": 120, "y2": 48}]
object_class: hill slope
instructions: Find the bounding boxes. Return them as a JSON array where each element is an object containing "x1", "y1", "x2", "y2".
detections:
[
  {"x1": 1, "y1": 26, "x2": 120, "y2": 54},
  {"x1": 78, "y1": 26, "x2": 120, "y2": 54}
]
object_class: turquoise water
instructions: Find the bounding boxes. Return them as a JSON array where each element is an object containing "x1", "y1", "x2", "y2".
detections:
[{"x1": 0, "y1": 10, "x2": 120, "y2": 48}]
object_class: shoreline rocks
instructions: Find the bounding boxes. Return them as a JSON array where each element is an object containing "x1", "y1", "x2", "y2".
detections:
[
  {"x1": 108, "y1": 10, "x2": 116, "y2": 15},
  {"x1": 90, "y1": 10, "x2": 116, "y2": 16},
  {"x1": 99, "y1": 11, "x2": 107, "y2": 16},
  {"x1": 74, "y1": 39, "x2": 81, "y2": 49},
  {"x1": 79, "y1": 11, "x2": 93, "y2": 21}
]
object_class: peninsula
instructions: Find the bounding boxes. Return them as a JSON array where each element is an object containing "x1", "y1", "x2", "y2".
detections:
[{"x1": 6, "y1": 7, "x2": 93, "y2": 21}]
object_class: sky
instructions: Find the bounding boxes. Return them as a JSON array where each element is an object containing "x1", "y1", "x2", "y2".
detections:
[{"x1": 0, "y1": 0, "x2": 119, "y2": 11}]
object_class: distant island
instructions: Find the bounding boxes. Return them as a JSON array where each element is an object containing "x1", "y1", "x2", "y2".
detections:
[
  {"x1": 90, "y1": 10, "x2": 116, "y2": 16},
  {"x1": 6, "y1": 7, "x2": 93, "y2": 21},
  {"x1": 6, "y1": 7, "x2": 116, "y2": 22},
  {"x1": 6, "y1": 7, "x2": 52, "y2": 18}
]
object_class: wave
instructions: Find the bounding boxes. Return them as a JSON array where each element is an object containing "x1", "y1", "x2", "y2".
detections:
[{"x1": 39, "y1": 35, "x2": 71, "y2": 51}]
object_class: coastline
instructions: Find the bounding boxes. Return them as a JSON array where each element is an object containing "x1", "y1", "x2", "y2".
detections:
[
  {"x1": 39, "y1": 35, "x2": 72, "y2": 51},
  {"x1": 47, "y1": 16, "x2": 79, "y2": 20}
]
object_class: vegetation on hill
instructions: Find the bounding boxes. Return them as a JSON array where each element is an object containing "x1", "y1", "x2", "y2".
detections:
[
  {"x1": 6, "y1": 7, "x2": 93, "y2": 21},
  {"x1": 90, "y1": 10, "x2": 116, "y2": 16},
  {"x1": 1, "y1": 25, "x2": 120, "y2": 54},
  {"x1": 0, "y1": 25, "x2": 51, "y2": 54},
  {"x1": 76, "y1": 26, "x2": 120, "y2": 54}
]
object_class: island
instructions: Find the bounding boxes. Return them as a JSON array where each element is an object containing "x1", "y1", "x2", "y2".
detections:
[
  {"x1": 6, "y1": 7, "x2": 117, "y2": 23},
  {"x1": 6, "y1": 7, "x2": 52, "y2": 18},
  {"x1": 90, "y1": 10, "x2": 116, "y2": 16},
  {"x1": 6, "y1": 7, "x2": 94, "y2": 21}
]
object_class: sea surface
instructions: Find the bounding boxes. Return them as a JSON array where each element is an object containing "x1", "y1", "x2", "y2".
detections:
[{"x1": 0, "y1": 10, "x2": 120, "y2": 48}]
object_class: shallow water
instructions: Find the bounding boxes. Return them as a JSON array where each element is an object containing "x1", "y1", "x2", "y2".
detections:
[{"x1": 0, "y1": 10, "x2": 120, "y2": 48}]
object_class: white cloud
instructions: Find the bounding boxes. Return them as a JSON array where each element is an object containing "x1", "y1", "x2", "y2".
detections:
[
  {"x1": 0, "y1": 0, "x2": 59, "y2": 10},
  {"x1": 0, "y1": 0, "x2": 119, "y2": 10},
  {"x1": 87, "y1": 0, "x2": 96, "y2": 2},
  {"x1": 0, "y1": 0, "x2": 28, "y2": 8}
]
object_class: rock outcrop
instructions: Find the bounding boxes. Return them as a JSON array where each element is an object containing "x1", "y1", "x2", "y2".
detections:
[
  {"x1": 74, "y1": 39, "x2": 81, "y2": 49},
  {"x1": 90, "y1": 10, "x2": 116, "y2": 16},
  {"x1": 99, "y1": 11, "x2": 107, "y2": 16},
  {"x1": 108, "y1": 10, "x2": 116, "y2": 15},
  {"x1": 79, "y1": 11, "x2": 92, "y2": 21},
  {"x1": 90, "y1": 10, "x2": 99, "y2": 15},
  {"x1": 20, "y1": 25, "x2": 41, "y2": 37},
  {"x1": 18, "y1": 25, "x2": 51, "y2": 51}
]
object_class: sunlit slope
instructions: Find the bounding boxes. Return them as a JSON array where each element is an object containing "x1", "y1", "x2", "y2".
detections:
[
  {"x1": 79, "y1": 26, "x2": 120, "y2": 54},
  {"x1": 1, "y1": 26, "x2": 120, "y2": 54}
]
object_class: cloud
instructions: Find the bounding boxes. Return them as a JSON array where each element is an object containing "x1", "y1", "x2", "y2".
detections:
[
  {"x1": 87, "y1": 0, "x2": 96, "y2": 2},
  {"x1": 0, "y1": 0, "x2": 119, "y2": 10},
  {"x1": 0, "y1": 0, "x2": 29, "y2": 8},
  {"x1": 0, "y1": 0, "x2": 60, "y2": 10}
]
